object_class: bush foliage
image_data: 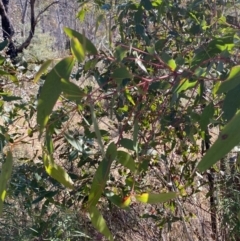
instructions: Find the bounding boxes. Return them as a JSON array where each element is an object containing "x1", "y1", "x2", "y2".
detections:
[{"x1": 1, "y1": 0, "x2": 240, "y2": 240}]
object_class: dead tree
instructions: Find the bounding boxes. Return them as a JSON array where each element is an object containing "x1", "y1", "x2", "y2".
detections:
[{"x1": 0, "y1": 0, "x2": 59, "y2": 59}]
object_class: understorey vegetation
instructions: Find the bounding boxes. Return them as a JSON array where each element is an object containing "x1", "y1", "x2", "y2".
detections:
[{"x1": 1, "y1": 0, "x2": 240, "y2": 240}]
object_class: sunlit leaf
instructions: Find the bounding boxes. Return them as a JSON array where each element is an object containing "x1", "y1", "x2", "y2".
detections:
[
  {"x1": 89, "y1": 206, "x2": 114, "y2": 241},
  {"x1": 34, "y1": 59, "x2": 52, "y2": 83},
  {"x1": 161, "y1": 52, "x2": 177, "y2": 71},
  {"x1": 88, "y1": 158, "x2": 113, "y2": 207},
  {"x1": 77, "y1": 8, "x2": 86, "y2": 22},
  {"x1": 0, "y1": 151, "x2": 13, "y2": 215},
  {"x1": 174, "y1": 79, "x2": 197, "y2": 93},
  {"x1": 120, "y1": 196, "x2": 131, "y2": 208},
  {"x1": 71, "y1": 37, "x2": 85, "y2": 62},
  {"x1": 217, "y1": 65, "x2": 240, "y2": 94},
  {"x1": 64, "y1": 27, "x2": 98, "y2": 55},
  {"x1": 43, "y1": 153, "x2": 74, "y2": 189},
  {"x1": 198, "y1": 110, "x2": 240, "y2": 171},
  {"x1": 37, "y1": 56, "x2": 74, "y2": 131},
  {"x1": 136, "y1": 192, "x2": 177, "y2": 204},
  {"x1": 124, "y1": 88, "x2": 135, "y2": 105}
]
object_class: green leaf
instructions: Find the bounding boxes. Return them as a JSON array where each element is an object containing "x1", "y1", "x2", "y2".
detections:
[
  {"x1": 116, "y1": 151, "x2": 135, "y2": 172},
  {"x1": 198, "y1": 110, "x2": 240, "y2": 171},
  {"x1": 133, "y1": 120, "x2": 139, "y2": 153},
  {"x1": 88, "y1": 158, "x2": 113, "y2": 207},
  {"x1": 105, "y1": 191, "x2": 123, "y2": 207},
  {"x1": 77, "y1": 8, "x2": 86, "y2": 22},
  {"x1": 199, "y1": 102, "x2": 214, "y2": 130},
  {"x1": 106, "y1": 142, "x2": 117, "y2": 161},
  {"x1": 111, "y1": 67, "x2": 132, "y2": 82},
  {"x1": 119, "y1": 138, "x2": 134, "y2": 151},
  {"x1": 64, "y1": 133, "x2": 84, "y2": 152},
  {"x1": 0, "y1": 93, "x2": 21, "y2": 101},
  {"x1": 174, "y1": 78, "x2": 197, "y2": 93},
  {"x1": 222, "y1": 84, "x2": 240, "y2": 121},
  {"x1": 46, "y1": 133, "x2": 54, "y2": 154},
  {"x1": 71, "y1": 37, "x2": 85, "y2": 62},
  {"x1": 217, "y1": 65, "x2": 240, "y2": 94},
  {"x1": 34, "y1": 59, "x2": 52, "y2": 83},
  {"x1": 114, "y1": 46, "x2": 128, "y2": 61},
  {"x1": 136, "y1": 192, "x2": 176, "y2": 204},
  {"x1": 155, "y1": 39, "x2": 167, "y2": 51},
  {"x1": 141, "y1": 0, "x2": 152, "y2": 10},
  {"x1": 0, "y1": 151, "x2": 13, "y2": 216},
  {"x1": 37, "y1": 56, "x2": 75, "y2": 131},
  {"x1": 43, "y1": 153, "x2": 74, "y2": 189},
  {"x1": 61, "y1": 79, "x2": 85, "y2": 101},
  {"x1": 89, "y1": 206, "x2": 114, "y2": 241},
  {"x1": 125, "y1": 88, "x2": 135, "y2": 105},
  {"x1": 90, "y1": 103, "x2": 104, "y2": 157},
  {"x1": 161, "y1": 52, "x2": 177, "y2": 71},
  {"x1": 191, "y1": 35, "x2": 234, "y2": 68},
  {"x1": 64, "y1": 27, "x2": 98, "y2": 55},
  {"x1": 0, "y1": 70, "x2": 18, "y2": 84},
  {"x1": 0, "y1": 40, "x2": 8, "y2": 51}
]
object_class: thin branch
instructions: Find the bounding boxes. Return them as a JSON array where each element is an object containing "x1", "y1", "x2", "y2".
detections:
[
  {"x1": 35, "y1": 1, "x2": 59, "y2": 23},
  {"x1": 17, "y1": 0, "x2": 59, "y2": 53}
]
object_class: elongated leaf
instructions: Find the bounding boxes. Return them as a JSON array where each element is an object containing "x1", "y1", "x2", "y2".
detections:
[
  {"x1": 34, "y1": 59, "x2": 52, "y2": 83},
  {"x1": 119, "y1": 138, "x2": 134, "y2": 151},
  {"x1": 43, "y1": 153, "x2": 74, "y2": 189},
  {"x1": 64, "y1": 133, "x2": 84, "y2": 152},
  {"x1": 0, "y1": 70, "x2": 18, "y2": 84},
  {"x1": 90, "y1": 103, "x2": 104, "y2": 156},
  {"x1": 133, "y1": 120, "x2": 139, "y2": 152},
  {"x1": 0, "y1": 151, "x2": 13, "y2": 215},
  {"x1": 89, "y1": 206, "x2": 114, "y2": 241},
  {"x1": 191, "y1": 35, "x2": 234, "y2": 68},
  {"x1": 64, "y1": 27, "x2": 98, "y2": 55},
  {"x1": 116, "y1": 151, "x2": 135, "y2": 172},
  {"x1": 217, "y1": 65, "x2": 240, "y2": 94},
  {"x1": 136, "y1": 192, "x2": 176, "y2": 204},
  {"x1": 174, "y1": 79, "x2": 197, "y2": 93},
  {"x1": 0, "y1": 40, "x2": 8, "y2": 51},
  {"x1": 106, "y1": 142, "x2": 117, "y2": 161},
  {"x1": 0, "y1": 93, "x2": 21, "y2": 101},
  {"x1": 111, "y1": 67, "x2": 132, "y2": 82},
  {"x1": 124, "y1": 88, "x2": 135, "y2": 105},
  {"x1": 61, "y1": 79, "x2": 85, "y2": 101},
  {"x1": 71, "y1": 37, "x2": 85, "y2": 62},
  {"x1": 141, "y1": 0, "x2": 152, "y2": 10},
  {"x1": 161, "y1": 52, "x2": 176, "y2": 71},
  {"x1": 88, "y1": 158, "x2": 113, "y2": 207},
  {"x1": 222, "y1": 84, "x2": 240, "y2": 121},
  {"x1": 198, "y1": 110, "x2": 240, "y2": 171},
  {"x1": 37, "y1": 57, "x2": 74, "y2": 131},
  {"x1": 199, "y1": 102, "x2": 214, "y2": 130}
]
